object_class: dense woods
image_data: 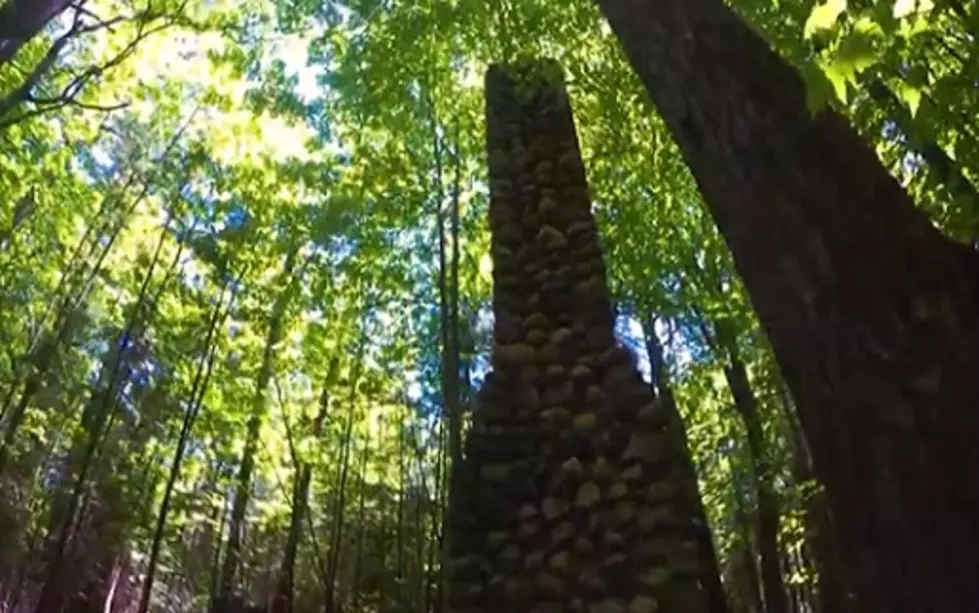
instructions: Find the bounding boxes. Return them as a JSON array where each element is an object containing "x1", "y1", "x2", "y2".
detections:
[{"x1": 0, "y1": 0, "x2": 976, "y2": 612}]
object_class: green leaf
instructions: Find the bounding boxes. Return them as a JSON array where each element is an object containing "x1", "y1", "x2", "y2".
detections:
[
  {"x1": 820, "y1": 60, "x2": 850, "y2": 103},
  {"x1": 804, "y1": 0, "x2": 847, "y2": 38},
  {"x1": 893, "y1": 0, "x2": 934, "y2": 19},
  {"x1": 896, "y1": 81, "x2": 923, "y2": 117},
  {"x1": 893, "y1": 0, "x2": 914, "y2": 18},
  {"x1": 905, "y1": 64, "x2": 928, "y2": 88},
  {"x1": 800, "y1": 61, "x2": 838, "y2": 114},
  {"x1": 834, "y1": 30, "x2": 879, "y2": 75},
  {"x1": 898, "y1": 16, "x2": 932, "y2": 38},
  {"x1": 477, "y1": 251, "x2": 493, "y2": 284}
]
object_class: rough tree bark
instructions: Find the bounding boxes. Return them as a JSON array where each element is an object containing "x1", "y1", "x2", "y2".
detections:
[
  {"x1": 443, "y1": 60, "x2": 729, "y2": 613},
  {"x1": 0, "y1": 0, "x2": 72, "y2": 67},
  {"x1": 595, "y1": 0, "x2": 979, "y2": 610}
]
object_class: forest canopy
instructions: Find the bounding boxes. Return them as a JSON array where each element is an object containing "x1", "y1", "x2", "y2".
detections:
[{"x1": 1, "y1": 0, "x2": 977, "y2": 612}]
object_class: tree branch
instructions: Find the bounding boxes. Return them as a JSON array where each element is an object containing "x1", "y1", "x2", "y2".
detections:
[{"x1": 0, "y1": 8, "x2": 179, "y2": 130}]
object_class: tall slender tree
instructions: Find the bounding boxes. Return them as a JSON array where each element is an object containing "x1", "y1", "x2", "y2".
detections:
[
  {"x1": 714, "y1": 326, "x2": 787, "y2": 613},
  {"x1": 273, "y1": 359, "x2": 338, "y2": 613},
  {"x1": 217, "y1": 246, "x2": 300, "y2": 612}
]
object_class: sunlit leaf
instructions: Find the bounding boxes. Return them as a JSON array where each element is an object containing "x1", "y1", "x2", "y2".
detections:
[{"x1": 804, "y1": 0, "x2": 847, "y2": 38}]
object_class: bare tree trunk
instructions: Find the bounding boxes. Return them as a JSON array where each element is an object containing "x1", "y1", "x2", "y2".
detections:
[
  {"x1": 431, "y1": 107, "x2": 463, "y2": 613},
  {"x1": 210, "y1": 479, "x2": 233, "y2": 607},
  {"x1": 324, "y1": 347, "x2": 362, "y2": 613},
  {"x1": 350, "y1": 427, "x2": 370, "y2": 612},
  {"x1": 218, "y1": 248, "x2": 299, "y2": 608},
  {"x1": 395, "y1": 416, "x2": 406, "y2": 601},
  {"x1": 273, "y1": 363, "x2": 336, "y2": 613},
  {"x1": 719, "y1": 337, "x2": 788, "y2": 613},
  {"x1": 595, "y1": 0, "x2": 979, "y2": 608},
  {"x1": 423, "y1": 418, "x2": 444, "y2": 613},
  {"x1": 137, "y1": 280, "x2": 232, "y2": 613},
  {"x1": 1, "y1": 161, "x2": 175, "y2": 466},
  {"x1": 777, "y1": 386, "x2": 849, "y2": 613},
  {"x1": 0, "y1": 0, "x2": 72, "y2": 67},
  {"x1": 731, "y1": 471, "x2": 764, "y2": 613},
  {"x1": 411, "y1": 440, "x2": 425, "y2": 613},
  {"x1": 32, "y1": 217, "x2": 189, "y2": 613}
]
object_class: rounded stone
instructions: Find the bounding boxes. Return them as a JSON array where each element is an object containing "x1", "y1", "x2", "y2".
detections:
[
  {"x1": 575, "y1": 482, "x2": 601, "y2": 507},
  {"x1": 527, "y1": 328, "x2": 550, "y2": 346},
  {"x1": 629, "y1": 596, "x2": 658, "y2": 613},
  {"x1": 573, "y1": 412, "x2": 598, "y2": 430},
  {"x1": 496, "y1": 343, "x2": 536, "y2": 365},
  {"x1": 552, "y1": 521, "x2": 576, "y2": 544},
  {"x1": 525, "y1": 312, "x2": 551, "y2": 330},
  {"x1": 589, "y1": 599, "x2": 626, "y2": 613}
]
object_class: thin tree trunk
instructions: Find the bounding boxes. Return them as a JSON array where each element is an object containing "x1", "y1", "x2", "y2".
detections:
[
  {"x1": 595, "y1": 0, "x2": 979, "y2": 609},
  {"x1": 351, "y1": 428, "x2": 370, "y2": 612},
  {"x1": 731, "y1": 471, "x2": 764, "y2": 613},
  {"x1": 218, "y1": 248, "x2": 299, "y2": 608},
  {"x1": 412, "y1": 446, "x2": 425, "y2": 613},
  {"x1": 137, "y1": 284, "x2": 231, "y2": 613},
  {"x1": 719, "y1": 335, "x2": 788, "y2": 613},
  {"x1": 422, "y1": 417, "x2": 444, "y2": 613},
  {"x1": 395, "y1": 417, "x2": 406, "y2": 598},
  {"x1": 643, "y1": 313, "x2": 731, "y2": 612},
  {"x1": 432, "y1": 114, "x2": 463, "y2": 613},
  {"x1": 0, "y1": 165, "x2": 170, "y2": 460},
  {"x1": 273, "y1": 361, "x2": 337, "y2": 613},
  {"x1": 324, "y1": 349, "x2": 362, "y2": 613},
  {"x1": 410, "y1": 423, "x2": 430, "y2": 613},
  {"x1": 777, "y1": 386, "x2": 849, "y2": 613},
  {"x1": 32, "y1": 222, "x2": 187, "y2": 613},
  {"x1": 210, "y1": 480, "x2": 233, "y2": 607}
]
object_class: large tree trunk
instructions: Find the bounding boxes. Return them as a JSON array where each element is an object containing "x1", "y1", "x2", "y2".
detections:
[
  {"x1": 594, "y1": 0, "x2": 979, "y2": 609},
  {"x1": 444, "y1": 60, "x2": 729, "y2": 613},
  {"x1": 0, "y1": 0, "x2": 72, "y2": 67}
]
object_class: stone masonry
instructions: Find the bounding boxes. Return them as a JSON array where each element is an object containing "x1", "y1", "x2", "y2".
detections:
[{"x1": 444, "y1": 60, "x2": 718, "y2": 613}]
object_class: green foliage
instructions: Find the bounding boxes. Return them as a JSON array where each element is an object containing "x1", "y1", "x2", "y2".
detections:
[{"x1": 0, "y1": 0, "x2": 974, "y2": 610}]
